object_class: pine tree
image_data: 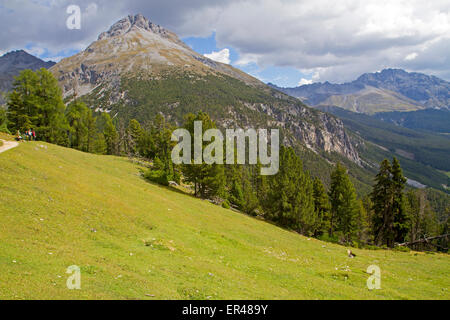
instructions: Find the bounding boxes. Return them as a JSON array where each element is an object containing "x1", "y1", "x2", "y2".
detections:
[
  {"x1": 266, "y1": 147, "x2": 300, "y2": 227},
  {"x1": 127, "y1": 119, "x2": 143, "y2": 156},
  {"x1": 240, "y1": 167, "x2": 260, "y2": 216},
  {"x1": 371, "y1": 159, "x2": 394, "y2": 247},
  {"x1": 357, "y1": 199, "x2": 371, "y2": 244},
  {"x1": 36, "y1": 69, "x2": 68, "y2": 144},
  {"x1": 145, "y1": 155, "x2": 179, "y2": 186},
  {"x1": 7, "y1": 69, "x2": 39, "y2": 132},
  {"x1": 360, "y1": 196, "x2": 374, "y2": 244},
  {"x1": 152, "y1": 114, "x2": 173, "y2": 160},
  {"x1": 406, "y1": 190, "x2": 439, "y2": 250},
  {"x1": 92, "y1": 133, "x2": 107, "y2": 155},
  {"x1": 371, "y1": 158, "x2": 410, "y2": 247},
  {"x1": 328, "y1": 163, "x2": 359, "y2": 242},
  {"x1": 437, "y1": 214, "x2": 449, "y2": 253},
  {"x1": 265, "y1": 147, "x2": 315, "y2": 235},
  {"x1": 228, "y1": 166, "x2": 245, "y2": 209},
  {"x1": 102, "y1": 113, "x2": 118, "y2": 155},
  {"x1": 391, "y1": 158, "x2": 409, "y2": 243},
  {"x1": 7, "y1": 68, "x2": 68, "y2": 144},
  {"x1": 181, "y1": 112, "x2": 225, "y2": 199},
  {"x1": 66, "y1": 101, "x2": 89, "y2": 150},
  {"x1": 313, "y1": 178, "x2": 331, "y2": 237},
  {"x1": 85, "y1": 110, "x2": 97, "y2": 153},
  {"x1": 255, "y1": 161, "x2": 269, "y2": 214},
  {"x1": 137, "y1": 130, "x2": 156, "y2": 160}
]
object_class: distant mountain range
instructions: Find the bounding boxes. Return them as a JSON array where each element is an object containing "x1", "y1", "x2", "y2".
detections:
[
  {"x1": 0, "y1": 50, "x2": 56, "y2": 103},
  {"x1": 270, "y1": 69, "x2": 450, "y2": 114}
]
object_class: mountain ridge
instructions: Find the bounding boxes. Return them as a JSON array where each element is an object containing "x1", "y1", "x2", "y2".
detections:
[
  {"x1": 0, "y1": 50, "x2": 56, "y2": 103},
  {"x1": 271, "y1": 68, "x2": 450, "y2": 113}
]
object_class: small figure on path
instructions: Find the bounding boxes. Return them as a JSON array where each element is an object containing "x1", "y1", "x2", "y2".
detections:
[{"x1": 16, "y1": 130, "x2": 23, "y2": 142}]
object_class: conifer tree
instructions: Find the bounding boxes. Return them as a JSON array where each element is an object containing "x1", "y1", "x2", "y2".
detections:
[
  {"x1": 391, "y1": 158, "x2": 409, "y2": 243},
  {"x1": 328, "y1": 163, "x2": 359, "y2": 242},
  {"x1": 102, "y1": 113, "x2": 118, "y2": 155},
  {"x1": 66, "y1": 101, "x2": 89, "y2": 150},
  {"x1": 92, "y1": 133, "x2": 107, "y2": 155},
  {"x1": 85, "y1": 110, "x2": 97, "y2": 153},
  {"x1": 127, "y1": 119, "x2": 143, "y2": 156},
  {"x1": 181, "y1": 112, "x2": 225, "y2": 199},
  {"x1": 371, "y1": 159, "x2": 394, "y2": 246},
  {"x1": 313, "y1": 178, "x2": 331, "y2": 237},
  {"x1": 7, "y1": 68, "x2": 68, "y2": 144},
  {"x1": 405, "y1": 190, "x2": 439, "y2": 250},
  {"x1": 240, "y1": 167, "x2": 260, "y2": 216},
  {"x1": 7, "y1": 69, "x2": 39, "y2": 132},
  {"x1": 228, "y1": 166, "x2": 245, "y2": 209},
  {"x1": 356, "y1": 199, "x2": 371, "y2": 244},
  {"x1": 371, "y1": 158, "x2": 410, "y2": 247},
  {"x1": 265, "y1": 147, "x2": 315, "y2": 234}
]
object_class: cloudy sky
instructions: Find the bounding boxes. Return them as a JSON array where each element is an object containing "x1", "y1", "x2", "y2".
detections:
[{"x1": 1, "y1": 0, "x2": 449, "y2": 87}]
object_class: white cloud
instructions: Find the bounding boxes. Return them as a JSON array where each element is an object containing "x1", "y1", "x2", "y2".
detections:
[
  {"x1": 204, "y1": 48, "x2": 231, "y2": 64},
  {"x1": 44, "y1": 56, "x2": 65, "y2": 63},
  {"x1": 27, "y1": 46, "x2": 46, "y2": 57},
  {"x1": 298, "y1": 78, "x2": 313, "y2": 86},
  {"x1": 200, "y1": 0, "x2": 450, "y2": 82},
  {"x1": 235, "y1": 53, "x2": 261, "y2": 66},
  {"x1": 405, "y1": 52, "x2": 418, "y2": 61},
  {"x1": 1, "y1": 0, "x2": 450, "y2": 82}
]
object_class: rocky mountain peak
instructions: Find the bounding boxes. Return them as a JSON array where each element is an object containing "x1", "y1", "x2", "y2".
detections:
[
  {"x1": 0, "y1": 50, "x2": 55, "y2": 73},
  {"x1": 98, "y1": 14, "x2": 171, "y2": 40},
  {"x1": 2, "y1": 49, "x2": 27, "y2": 58},
  {"x1": 356, "y1": 68, "x2": 410, "y2": 84}
]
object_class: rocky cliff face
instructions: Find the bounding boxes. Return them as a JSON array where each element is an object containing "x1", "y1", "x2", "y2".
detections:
[
  {"x1": 208, "y1": 99, "x2": 361, "y2": 164},
  {"x1": 51, "y1": 14, "x2": 361, "y2": 164},
  {"x1": 0, "y1": 50, "x2": 56, "y2": 103},
  {"x1": 273, "y1": 102, "x2": 361, "y2": 164}
]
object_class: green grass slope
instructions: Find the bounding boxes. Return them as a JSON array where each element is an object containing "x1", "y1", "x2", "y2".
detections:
[{"x1": 0, "y1": 142, "x2": 449, "y2": 300}]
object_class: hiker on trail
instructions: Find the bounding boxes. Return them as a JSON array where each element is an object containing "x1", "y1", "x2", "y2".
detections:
[
  {"x1": 16, "y1": 130, "x2": 23, "y2": 142},
  {"x1": 32, "y1": 129, "x2": 36, "y2": 141},
  {"x1": 28, "y1": 129, "x2": 32, "y2": 141}
]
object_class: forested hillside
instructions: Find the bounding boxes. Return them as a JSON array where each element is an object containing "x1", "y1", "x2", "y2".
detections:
[{"x1": 318, "y1": 106, "x2": 450, "y2": 192}]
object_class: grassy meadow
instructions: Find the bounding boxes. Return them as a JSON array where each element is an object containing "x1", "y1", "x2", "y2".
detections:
[{"x1": 0, "y1": 140, "x2": 448, "y2": 300}]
